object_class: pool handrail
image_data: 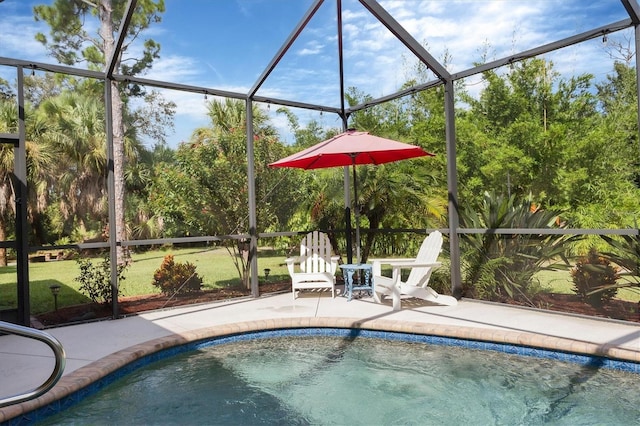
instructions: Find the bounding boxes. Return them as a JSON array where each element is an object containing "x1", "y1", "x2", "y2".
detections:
[{"x1": 0, "y1": 321, "x2": 66, "y2": 408}]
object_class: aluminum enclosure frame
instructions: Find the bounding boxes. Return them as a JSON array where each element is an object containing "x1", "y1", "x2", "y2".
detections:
[{"x1": 0, "y1": 0, "x2": 639, "y2": 323}]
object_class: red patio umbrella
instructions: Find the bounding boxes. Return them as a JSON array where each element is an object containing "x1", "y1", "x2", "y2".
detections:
[{"x1": 269, "y1": 129, "x2": 434, "y2": 263}]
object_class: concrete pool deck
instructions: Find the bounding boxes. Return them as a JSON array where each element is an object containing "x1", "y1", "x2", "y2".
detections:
[{"x1": 2, "y1": 289, "x2": 640, "y2": 422}]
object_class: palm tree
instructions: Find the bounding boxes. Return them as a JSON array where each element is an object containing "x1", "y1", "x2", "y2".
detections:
[
  {"x1": 205, "y1": 99, "x2": 285, "y2": 287},
  {"x1": 41, "y1": 91, "x2": 142, "y2": 247},
  {"x1": 125, "y1": 150, "x2": 163, "y2": 241},
  {"x1": 356, "y1": 161, "x2": 446, "y2": 262},
  {"x1": 0, "y1": 99, "x2": 56, "y2": 264},
  {"x1": 40, "y1": 92, "x2": 108, "y2": 238},
  {"x1": 34, "y1": 0, "x2": 166, "y2": 265},
  {"x1": 0, "y1": 103, "x2": 15, "y2": 265}
]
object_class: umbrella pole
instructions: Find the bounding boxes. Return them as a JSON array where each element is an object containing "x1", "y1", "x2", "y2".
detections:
[
  {"x1": 344, "y1": 167, "x2": 353, "y2": 264},
  {"x1": 352, "y1": 162, "x2": 361, "y2": 264}
]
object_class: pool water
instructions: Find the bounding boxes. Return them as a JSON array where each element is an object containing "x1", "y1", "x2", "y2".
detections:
[{"x1": 39, "y1": 336, "x2": 640, "y2": 425}]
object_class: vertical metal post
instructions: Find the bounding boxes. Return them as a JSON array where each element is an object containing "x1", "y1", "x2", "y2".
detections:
[
  {"x1": 246, "y1": 98, "x2": 259, "y2": 297},
  {"x1": 343, "y1": 139, "x2": 352, "y2": 263},
  {"x1": 444, "y1": 79, "x2": 462, "y2": 298},
  {"x1": 15, "y1": 66, "x2": 30, "y2": 326},
  {"x1": 337, "y1": 0, "x2": 353, "y2": 264},
  {"x1": 351, "y1": 161, "x2": 361, "y2": 264},
  {"x1": 344, "y1": 173, "x2": 352, "y2": 263},
  {"x1": 105, "y1": 81, "x2": 119, "y2": 318},
  {"x1": 635, "y1": 25, "x2": 640, "y2": 159}
]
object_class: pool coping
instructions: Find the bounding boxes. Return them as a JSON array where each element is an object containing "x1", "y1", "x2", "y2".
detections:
[{"x1": 2, "y1": 316, "x2": 640, "y2": 423}]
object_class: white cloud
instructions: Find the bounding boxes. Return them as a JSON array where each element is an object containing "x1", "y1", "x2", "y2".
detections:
[
  {"x1": 0, "y1": 13, "x2": 50, "y2": 62},
  {"x1": 144, "y1": 55, "x2": 202, "y2": 83},
  {"x1": 331, "y1": 0, "x2": 627, "y2": 103},
  {"x1": 297, "y1": 40, "x2": 325, "y2": 56},
  {"x1": 342, "y1": 8, "x2": 369, "y2": 22}
]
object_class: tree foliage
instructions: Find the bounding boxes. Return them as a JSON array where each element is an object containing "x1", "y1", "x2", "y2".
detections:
[
  {"x1": 33, "y1": 0, "x2": 170, "y2": 264},
  {"x1": 0, "y1": 98, "x2": 57, "y2": 263},
  {"x1": 149, "y1": 99, "x2": 299, "y2": 287},
  {"x1": 456, "y1": 58, "x2": 640, "y2": 242},
  {"x1": 34, "y1": 0, "x2": 164, "y2": 74}
]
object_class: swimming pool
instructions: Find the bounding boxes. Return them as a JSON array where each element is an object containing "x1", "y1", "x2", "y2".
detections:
[{"x1": 26, "y1": 328, "x2": 640, "y2": 425}]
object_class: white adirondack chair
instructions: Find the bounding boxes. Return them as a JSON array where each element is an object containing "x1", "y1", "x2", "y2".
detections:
[
  {"x1": 371, "y1": 231, "x2": 457, "y2": 310},
  {"x1": 286, "y1": 231, "x2": 340, "y2": 299}
]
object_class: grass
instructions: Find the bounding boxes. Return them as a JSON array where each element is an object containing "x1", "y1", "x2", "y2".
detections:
[
  {"x1": 0, "y1": 246, "x2": 291, "y2": 314},
  {"x1": 536, "y1": 269, "x2": 575, "y2": 295}
]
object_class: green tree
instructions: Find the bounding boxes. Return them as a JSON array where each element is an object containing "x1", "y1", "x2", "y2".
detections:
[
  {"x1": 34, "y1": 0, "x2": 167, "y2": 264},
  {"x1": 541, "y1": 62, "x2": 640, "y2": 247},
  {"x1": 589, "y1": 62, "x2": 640, "y2": 225},
  {"x1": 0, "y1": 77, "x2": 12, "y2": 100},
  {"x1": 0, "y1": 101, "x2": 15, "y2": 264},
  {"x1": 457, "y1": 57, "x2": 640, "y2": 238},
  {"x1": 276, "y1": 107, "x2": 327, "y2": 150},
  {"x1": 24, "y1": 73, "x2": 66, "y2": 107},
  {"x1": 125, "y1": 144, "x2": 166, "y2": 241},
  {"x1": 40, "y1": 92, "x2": 109, "y2": 238},
  {"x1": 461, "y1": 59, "x2": 576, "y2": 203},
  {"x1": 38, "y1": 90, "x2": 153, "y2": 245},
  {"x1": 0, "y1": 99, "x2": 56, "y2": 263},
  {"x1": 345, "y1": 87, "x2": 410, "y2": 138},
  {"x1": 150, "y1": 99, "x2": 296, "y2": 288}
]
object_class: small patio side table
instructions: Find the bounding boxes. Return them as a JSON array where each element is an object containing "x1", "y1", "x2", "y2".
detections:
[{"x1": 339, "y1": 264, "x2": 374, "y2": 301}]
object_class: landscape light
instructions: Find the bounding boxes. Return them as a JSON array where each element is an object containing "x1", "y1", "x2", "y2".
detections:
[{"x1": 49, "y1": 284, "x2": 61, "y2": 311}]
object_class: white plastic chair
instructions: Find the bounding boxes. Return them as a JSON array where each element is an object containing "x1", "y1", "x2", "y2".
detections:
[
  {"x1": 371, "y1": 231, "x2": 457, "y2": 310},
  {"x1": 286, "y1": 231, "x2": 340, "y2": 299}
]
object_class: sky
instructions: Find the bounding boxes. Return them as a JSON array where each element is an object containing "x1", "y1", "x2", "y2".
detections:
[{"x1": 0, "y1": 0, "x2": 634, "y2": 147}]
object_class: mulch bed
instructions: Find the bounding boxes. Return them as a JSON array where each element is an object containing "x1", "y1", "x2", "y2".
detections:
[
  {"x1": 35, "y1": 282, "x2": 640, "y2": 327},
  {"x1": 35, "y1": 281, "x2": 292, "y2": 327},
  {"x1": 528, "y1": 293, "x2": 640, "y2": 323}
]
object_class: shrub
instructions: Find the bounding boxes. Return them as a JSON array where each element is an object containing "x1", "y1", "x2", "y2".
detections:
[
  {"x1": 571, "y1": 248, "x2": 619, "y2": 308},
  {"x1": 152, "y1": 255, "x2": 202, "y2": 296},
  {"x1": 75, "y1": 256, "x2": 128, "y2": 305},
  {"x1": 460, "y1": 192, "x2": 580, "y2": 302}
]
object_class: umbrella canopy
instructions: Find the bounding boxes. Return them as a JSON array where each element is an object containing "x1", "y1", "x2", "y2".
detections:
[
  {"x1": 269, "y1": 130, "x2": 433, "y2": 170},
  {"x1": 269, "y1": 129, "x2": 435, "y2": 263}
]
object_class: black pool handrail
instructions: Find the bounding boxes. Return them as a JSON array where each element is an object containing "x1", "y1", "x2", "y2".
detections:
[{"x1": 0, "y1": 321, "x2": 66, "y2": 408}]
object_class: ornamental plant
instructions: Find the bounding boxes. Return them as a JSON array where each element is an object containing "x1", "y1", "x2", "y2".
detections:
[
  {"x1": 152, "y1": 254, "x2": 202, "y2": 296},
  {"x1": 600, "y1": 233, "x2": 640, "y2": 292},
  {"x1": 459, "y1": 192, "x2": 580, "y2": 302},
  {"x1": 571, "y1": 248, "x2": 619, "y2": 308},
  {"x1": 75, "y1": 256, "x2": 128, "y2": 305}
]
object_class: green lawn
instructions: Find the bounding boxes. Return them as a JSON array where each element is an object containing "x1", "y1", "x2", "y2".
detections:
[{"x1": 0, "y1": 247, "x2": 291, "y2": 314}]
